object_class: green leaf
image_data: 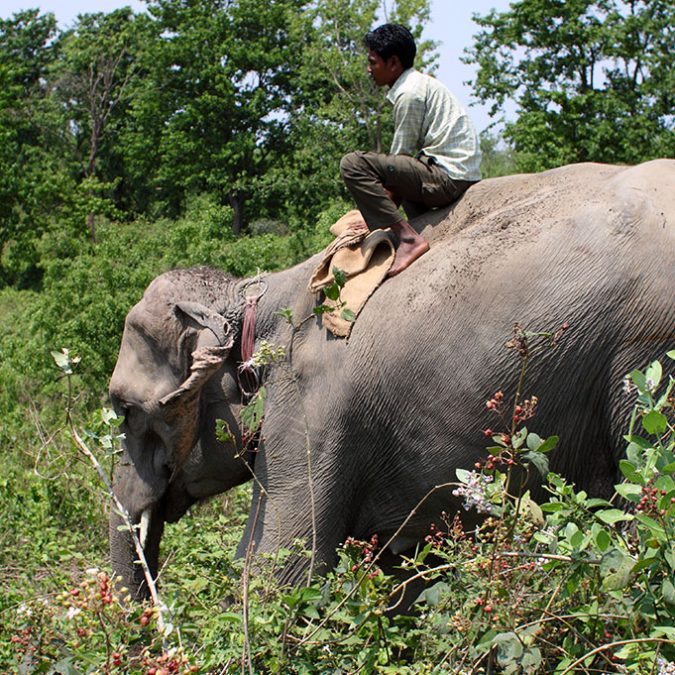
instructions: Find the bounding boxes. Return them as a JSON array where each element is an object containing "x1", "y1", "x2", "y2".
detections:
[
  {"x1": 324, "y1": 281, "x2": 340, "y2": 301},
  {"x1": 632, "y1": 557, "x2": 659, "y2": 573},
  {"x1": 241, "y1": 386, "x2": 266, "y2": 434},
  {"x1": 331, "y1": 266, "x2": 347, "y2": 288},
  {"x1": 492, "y1": 631, "x2": 523, "y2": 664},
  {"x1": 666, "y1": 549, "x2": 675, "y2": 571},
  {"x1": 642, "y1": 410, "x2": 667, "y2": 436},
  {"x1": 662, "y1": 579, "x2": 675, "y2": 607},
  {"x1": 512, "y1": 427, "x2": 528, "y2": 450},
  {"x1": 585, "y1": 498, "x2": 612, "y2": 508},
  {"x1": 653, "y1": 625, "x2": 675, "y2": 639},
  {"x1": 645, "y1": 360, "x2": 663, "y2": 391},
  {"x1": 526, "y1": 432, "x2": 542, "y2": 451},
  {"x1": 275, "y1": 308, "x2": 294, "y2": 324},
  {"x1": 618, "y1": 459, "x2": 643, "y2": 484},
  {"x1": 600, "y1": 549, "x2": 635, "y2": 591},
  {"x1": 416, "y1": 581, "x2": 450, "y2": 607},
  {"x1": 456, "y1": 468, "x2": 473, "y2": 484},
  {"x1": 595, "y1": 509, "x2": 633, "y2": 525},
  {"x1": 625, "y1": 434, "x2": 653, "y2": 450},
  {"x1": 594, "y1": 527, "x2": 611, "y2": 552},
  {"x1": 219, "y1": 612, "x2": 243, "y2": 624},
  {"x1": 635, "y1": 513, "x2": 666, "y2": 540},
  {"x1": 614, "y1": 483, "x2": 643, "y2": 502},
  {"x1": 536, "y1": 435, "x2": 558, "y2": 454},
  {"x1": 570, "y1": 529, "x2": 586, "y2": 549},
  {"x1": 521, "y1": 450, "x2": 549, "y2": 477},
  {"x1": 627, "y1": 369, "x2": 647, "y2": 392},
  {"x1": 341, "y1": 307, "x2": 356, "y2": 322}
]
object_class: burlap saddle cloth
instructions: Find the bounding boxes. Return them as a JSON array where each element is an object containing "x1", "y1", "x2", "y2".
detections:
[{"x1": 308, "y1": 210, "x2": 395, "y2": 337}]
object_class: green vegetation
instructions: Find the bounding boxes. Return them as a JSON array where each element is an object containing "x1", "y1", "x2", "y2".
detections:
[
  {"x1": 465, "y1": 0, "x2": 675, "y2": 171},
  {"x1": 1, "y1": 0, "x2": 673, "y2": 672},
  {"x1": 2, "y1": 330, "x2": 673, "y2": 672}
]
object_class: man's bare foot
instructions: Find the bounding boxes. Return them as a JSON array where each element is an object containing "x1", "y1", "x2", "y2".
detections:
[{"x1": 387, "y1": 220, "x2": 430, "y2": 277}]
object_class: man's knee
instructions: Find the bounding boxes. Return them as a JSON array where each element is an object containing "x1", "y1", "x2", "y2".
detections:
[{"x1": 339, "y1": 151, "x2": 365, "y2": 181}]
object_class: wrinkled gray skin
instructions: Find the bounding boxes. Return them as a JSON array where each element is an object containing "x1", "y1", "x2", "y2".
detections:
[{"x1": 109, "y1": 160, "x2": 675, "y2": 598}]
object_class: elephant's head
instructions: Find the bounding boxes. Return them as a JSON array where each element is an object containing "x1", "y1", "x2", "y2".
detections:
[{"x1": 108, "y1": 276, "x2": 248, "y2": 598}]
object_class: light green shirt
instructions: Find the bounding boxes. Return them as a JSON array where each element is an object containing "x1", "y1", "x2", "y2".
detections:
[{"x1": 387, "y1": 68, "x2": 482, "y2": 181}]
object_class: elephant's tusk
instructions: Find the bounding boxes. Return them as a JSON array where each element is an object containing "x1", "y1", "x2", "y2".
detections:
[{"x1": 139, "y1": 508, "x2": 152, "y2": 550}]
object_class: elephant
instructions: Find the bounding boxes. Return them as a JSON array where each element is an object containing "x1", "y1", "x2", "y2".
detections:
[{"x1": 108, "y1": 159, "x2": 675, "y2": 599}]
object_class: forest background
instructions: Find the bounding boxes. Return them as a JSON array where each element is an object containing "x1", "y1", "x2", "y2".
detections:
[{"x1": 0, "y1": 0, "x2": 673, "y2": 672}]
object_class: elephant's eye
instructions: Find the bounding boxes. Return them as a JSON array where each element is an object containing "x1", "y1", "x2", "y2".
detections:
[{"x1": 110, "y1": 394, "x2": 129, "y2": 419}]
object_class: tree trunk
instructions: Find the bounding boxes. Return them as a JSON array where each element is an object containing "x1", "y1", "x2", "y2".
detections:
[{"x1": 229, "y1": 191, "x2": 245, "y2": 235}]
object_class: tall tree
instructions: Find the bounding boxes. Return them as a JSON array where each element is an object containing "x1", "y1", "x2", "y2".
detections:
[
  {"x1": 52, "y1": 9, "x2": 147, "y2": 240},
  {"x1": 0, "y1": 10, "x2": 71, "y2": 288},
  {"x1": 465, "y1": 0, "x2": 674, "y2": 171},
  {"x1": 118, "y1": 0, "x2": 310, "y2": 233}
]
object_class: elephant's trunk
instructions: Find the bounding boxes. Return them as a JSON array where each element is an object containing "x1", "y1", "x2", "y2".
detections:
[
  {"x1": 110, "y1": 500, "x2": 165, "y2": 601},
  {"x1": 109, "y1": 458, "x2": 169, "y2": 600}
]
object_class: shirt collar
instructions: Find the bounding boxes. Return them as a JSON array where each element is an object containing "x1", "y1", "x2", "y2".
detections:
[{"x1": 386, "y1": 68, "x2": 417, "y2": 104}]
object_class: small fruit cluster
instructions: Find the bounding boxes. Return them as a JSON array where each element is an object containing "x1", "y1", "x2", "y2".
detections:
[
  {"x1": 636, "y1": 484, "x2": 671, "y2": 516},
  {"x1": 9, "y1": 627, "x2": 37, "y2": 658},
  {"x1": 424, "y1": 522, "x2": 447, "y2": 550},
  {"x1": 485, "y1": 390, "x2": 504, "y2": 413},
  {"x1": 474, "y1": 595, "x2": 499, "y2": 620},
  {"x1": 141, "y1": 649, "x2": 199, "y2": 674},
  {"x1": 512, "y1": 395, "x2": 538, "y2": 425},
  {"x1": 474, "y1": 453, "x2": 517, "y2": 472},
  {"x1": 140, "y1": 605, "x2": 154, "y2": 627},
  {"x1": 343, "y1": 534, "x2": 380, "y2": 577},
  {"x1": 97, "y1": 571, "x2": 114, "y2": 605}
]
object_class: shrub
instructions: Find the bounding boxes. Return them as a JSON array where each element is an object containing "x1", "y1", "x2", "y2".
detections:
[{"x1": 2, "y1": 337, "x2": 672, "y2": 673}]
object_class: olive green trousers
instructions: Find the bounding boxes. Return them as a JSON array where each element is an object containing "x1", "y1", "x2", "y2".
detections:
[{"x1": 340, "y1": 151, "x2": 476, "y2": 230}]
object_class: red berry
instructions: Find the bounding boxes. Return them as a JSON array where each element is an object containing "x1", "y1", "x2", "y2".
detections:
[
  {"x1": 484, "y1": 605, "x2": 493, "y2": 613},
  {"x1": 140, "y1": 615, "x2": 150, "y2": 626}
]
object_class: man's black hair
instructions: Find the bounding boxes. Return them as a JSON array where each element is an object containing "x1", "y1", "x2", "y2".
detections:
[{"x1": 364, "y1": 23, "x2": 416, "y2": 70}]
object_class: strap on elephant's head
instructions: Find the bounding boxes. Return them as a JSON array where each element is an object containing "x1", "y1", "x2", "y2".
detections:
[{"x1": 237, "y1": 277, "x2": 268, "y2": 400}]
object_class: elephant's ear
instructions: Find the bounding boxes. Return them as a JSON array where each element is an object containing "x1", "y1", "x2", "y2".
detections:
[
  {"x1": 159, "y1": 302, "x2": 234, "y2": 409},
  {"x1": 174, "y1": 300, "x2": 230, "y2": 346}
]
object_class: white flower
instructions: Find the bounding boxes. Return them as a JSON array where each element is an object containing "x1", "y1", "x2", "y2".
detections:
[
  {"x1": 66, "y1": 606, "x2": 81, "y2": 620},
  {"x1": 452, "y1": 471, "x2": 494, "y2": 514},
  {"x1": 17, "y1": 603, "x2": 32, "y2": 617}
]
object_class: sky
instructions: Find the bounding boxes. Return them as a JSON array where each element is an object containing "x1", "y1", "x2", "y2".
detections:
[{"x1": 1, "y1": 0, "x2": 513, "y2": 132}]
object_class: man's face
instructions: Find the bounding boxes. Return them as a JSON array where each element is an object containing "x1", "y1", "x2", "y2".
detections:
[{"x1": 367, "y1": 49, "x2": 402, "y2": 87}]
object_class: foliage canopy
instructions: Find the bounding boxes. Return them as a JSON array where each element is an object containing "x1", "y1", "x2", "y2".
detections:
[{"x1": 466, "y1": 0, "x2": 674, "y2": 171}]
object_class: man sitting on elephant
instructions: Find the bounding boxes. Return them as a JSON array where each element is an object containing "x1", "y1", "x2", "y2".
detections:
[{"x1": 340, "y1": 23, "x2": 482, "y2": 276}]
